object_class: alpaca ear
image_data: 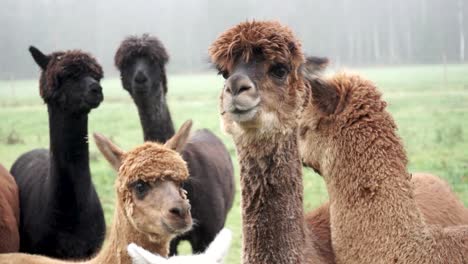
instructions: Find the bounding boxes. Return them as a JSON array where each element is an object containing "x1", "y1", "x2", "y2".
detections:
[
  {"x1": 164, "y1": 120, "x2": 192, "y2": 153},
  {"x1": 127, "y1": 243, "x2": 168, "y2": 264},
  {"x1": 93, "y1": 133, "x2": 125, "y2": 171},
  {"x1": 302, "y1": 56, "x2": 329, "y2": 81},
  {"x1": 29, "y1": 46, "x2": 50, "y2": 70},
  {"x1": 204, "y1": 228, "x2": 232, "y2": 263},
  {"x1": 309, "y1": 78, "x2": 340, "y2": 115}
]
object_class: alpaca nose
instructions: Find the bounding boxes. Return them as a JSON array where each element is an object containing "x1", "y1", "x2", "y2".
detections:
[
  {"x1": 225, "y1": 74, "x2": 254, "y2": 96},
  {"x1": 169, "y1": 204, "x2": 190, "y2": 219},
  {"x1": 134, "y1": 71, "x2": 148, "y2": 84}
]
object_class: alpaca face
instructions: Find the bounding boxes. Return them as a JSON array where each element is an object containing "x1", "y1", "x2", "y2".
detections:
[
  {"x1": 54, "y1": 74, "x2": 103, "y2": 114},
  {"x1": 127, "y1": 179, "x2": 192, "y2": 240},
  {"x1": 121, "y1": 56, "x2": 164, "y2": 97},
  {"x1": 219, "y1": 54, "x2": 301, "y2": 134}
]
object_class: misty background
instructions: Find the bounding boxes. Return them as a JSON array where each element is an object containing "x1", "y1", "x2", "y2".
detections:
[{"x1": 0, "y1": 0, "x2": 467, "y2": 79}]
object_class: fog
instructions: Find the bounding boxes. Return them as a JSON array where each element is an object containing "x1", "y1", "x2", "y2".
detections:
[{"x1": 0, "y1": 0, "x2": 466, "y2": 79}]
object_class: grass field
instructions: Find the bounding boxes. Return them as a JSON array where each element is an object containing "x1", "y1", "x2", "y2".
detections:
[{"x1": 0, "y1": 64, "x2": 467, "y2": 263}]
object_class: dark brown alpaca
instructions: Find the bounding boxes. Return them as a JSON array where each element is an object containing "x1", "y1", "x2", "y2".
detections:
[
  {"x1": 0, "y1": 164, "x2": 19, "y2": 253},
  {"x1": 299, "y1": 72, "x2": 468, "y2": 263},
  {"x1": 210, "y1": 20, "x2": 328, "y2": 264},
  {"x1": 114, "y1": 34, "x2": 235, "y2": 255},
  {"x1": 9, "y1": 46, "x2": 105, "y2": 258}
]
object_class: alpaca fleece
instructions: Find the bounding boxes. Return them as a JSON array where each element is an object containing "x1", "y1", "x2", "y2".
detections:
[
  {"x1": 301, "y1": 72, "x2": 468, "y2": 263},
  {"x1": 115, "y1": 34, "x2": 169, "y2": 93},
  {"x1": 0, "y1": 164, "x2": 19, "y2": 253},
  {"x1": 209, "y1": 20, "x2": 304, "y2": 80},
  {"x1": 40, "y1": 51, "x2": 103, "y2": 102}
]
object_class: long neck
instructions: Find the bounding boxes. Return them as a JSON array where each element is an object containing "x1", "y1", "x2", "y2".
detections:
[
  {"x1": 89, "y1": 202, "x2": 170, "y2": 264},
  {"x1": 326, "y1": 122, "x2": 427, "y2": 261},
  {"x1": 133, "y1": 92, "x2": 175, "y2": 143},
  {"x1": 235, "y1": 128, "x2": 306, "y2": 264},
  {"x1": 47, "y1": 105, "x2": 93, "y2": 207}
]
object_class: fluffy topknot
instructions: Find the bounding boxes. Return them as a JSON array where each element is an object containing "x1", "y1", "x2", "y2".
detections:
[
  {"x1": 39, "y1": 50, "x2": 103, "y2": 102},
  {"x1": 114, "y1": 34, "x2": 169, "y2": 70},
  {"x1": 209, "y1": 20, "x2": 305, "y2": 73},
  {"x1": 117, "y1": 142, "x2": 189, "y2": 191}
]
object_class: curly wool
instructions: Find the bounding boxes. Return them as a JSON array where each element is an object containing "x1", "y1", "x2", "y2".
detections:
[
  {"x1": 115, "y1": 34, "x2": 169, "y2": 70},
  {"x1": 117, "y1": 142, "x2": 188, "y2": 199},
  {"x1": 209, "y1": 20, "x2": 304, "y2": 76},
  {"x1": 39, "y1": 50, "x2": 103, "y2": 102}
]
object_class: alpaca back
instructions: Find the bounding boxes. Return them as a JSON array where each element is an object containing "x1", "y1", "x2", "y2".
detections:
[{"x1": 0, "y1": 163, "x2": 20, "y2": 253}]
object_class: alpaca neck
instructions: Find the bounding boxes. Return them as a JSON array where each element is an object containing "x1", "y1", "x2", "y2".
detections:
[
  {"x1": 235, "y1": 128, "x2": 306, "y2": 264},
  {"x1": 132, "y1": 91, "x2": 175, "y2": 143},
  {"x1": 47, "y1": 105, "x2": 92, "y2": 207},
  {"x1": 90, "y1": 203, "x2": 170, "y2": 264},
  {"x1": 326, "y1": 126, "x2": 427, "y2": 261}
]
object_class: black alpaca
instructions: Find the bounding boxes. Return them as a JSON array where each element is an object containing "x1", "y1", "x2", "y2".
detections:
[
  {"x1": 10, "y1": 47, "x2": 106, "y2": 259},
  {"x1": 115, "y1": 34, "x2": 235, "y2": 254}
]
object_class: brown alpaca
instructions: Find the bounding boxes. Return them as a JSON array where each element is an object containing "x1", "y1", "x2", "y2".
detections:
[
  {"x1": 305, "y1": 173, "x2": 468, "y2": 263},
  {"x1": 0, "y1": 121, "x2": 194, "y2": 264},
  {"x1": 210, "y1": 20, "x2": 328, "y2": 264},
  {"x1": 298, "y1": 72, "x2": 468, "y2": 263},
  {"x1": 0, "y1": 164, "x2": 19, "y2": 253}
]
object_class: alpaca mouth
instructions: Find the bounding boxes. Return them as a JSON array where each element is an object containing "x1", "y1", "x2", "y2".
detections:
[
  {"x1": 228, "y1": 105, "x2": 259, "y2": 123},
  {"x1": 162, "y1": 218, "x2": 192, "y2": 235}
]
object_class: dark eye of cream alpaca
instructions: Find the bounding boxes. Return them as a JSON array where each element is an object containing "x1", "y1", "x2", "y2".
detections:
[
  {"x1": 218, "y1": 70, "x2": 229, "y2": 80},
  {"x1": 270, "y1": 64, "x2": 289, "y2": 79},
  {"x1": 132, "y1": 180, "x2": 151, "y2": 200}
]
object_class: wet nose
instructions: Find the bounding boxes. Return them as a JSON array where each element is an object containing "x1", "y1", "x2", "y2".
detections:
[
  {"x1": 225, "y1": 74, "x2": 254, "y2": 96},
  {"x1": 169, "y1": 204, "x2": 190, "y2": 219},
  {"x1": 134, "y1": 71, "x2": 148, "y2": 84}
]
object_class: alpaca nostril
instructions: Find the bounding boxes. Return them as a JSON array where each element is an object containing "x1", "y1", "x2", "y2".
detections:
[
  {"x1": 169, "y1": 207, "x2": 184, "y2": 218},
  {"x1": 89, "y1": 83, "x2": 102, "y2": 94},
  {"x1": 134, "y1": 71, "x2": 148, "y2": 84},
  {"x1": 238, "y1": 85, "x2": 251, "y2": 94}
]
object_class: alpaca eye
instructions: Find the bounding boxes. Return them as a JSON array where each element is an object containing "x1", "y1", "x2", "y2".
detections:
[
  {"x1": 218, "y1": 70, "x2": 229, "y2": 79},
  {"x1": 270, "y1": 64, "x2": 289, "y2": 79},
  {"x1": 133, "y1": 180, "x2": 150, "y2": 200}
]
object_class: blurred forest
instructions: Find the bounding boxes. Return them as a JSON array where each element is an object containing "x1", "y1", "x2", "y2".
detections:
[{"x1": 0, "y1": 0, "x2": 467, "y2": 79}]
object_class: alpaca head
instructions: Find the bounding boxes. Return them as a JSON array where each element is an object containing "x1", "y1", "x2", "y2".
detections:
[
  {"x1": 29, "y1": 46, "x2": 103, "y2": 114},
  {"x1": 93, "y1": 121, "x2": 193, "y2": 242},
  {"x1": 209, "y1": 21, "x2": 306, "y2": 137},
  {"x1": 298, "y1": 66, "x2": 394, "y2": 177},
  {"x1": 115, "y1": 34, "x2": 169, "y2": 98}
]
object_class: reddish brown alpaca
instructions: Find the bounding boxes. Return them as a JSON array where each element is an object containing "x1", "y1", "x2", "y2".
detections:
[
  {"x1": 210, "y1": 20, "x2": 327, "y2": 264},
  {"x1": 299, "y1": 72, "x2": 468, "y2": 263},
  {"x1": 301, "y1": 59, "x2": 468, "y2": 263},
  {"x1": 0, "y1": 164, "x2": 19, "y2": 253}
]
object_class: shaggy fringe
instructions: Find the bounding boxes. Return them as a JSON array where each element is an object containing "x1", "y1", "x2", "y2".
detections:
[
  {"x1": 209, "y1": 20, "x2": 305, "y2": 77},
  {"x1": 40, "y1": 50, "x2": 103, "y2": 102},
  {"x1": 115, "y1": 34, "x2": 169, "y2": 69}
]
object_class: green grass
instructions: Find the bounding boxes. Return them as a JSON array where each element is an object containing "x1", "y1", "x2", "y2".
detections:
[{"x1": 0, "y1": 64, "x2": 467, "y2": 263}]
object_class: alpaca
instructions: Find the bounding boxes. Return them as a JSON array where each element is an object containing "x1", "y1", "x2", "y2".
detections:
[
  {"x1": 298, "y1": 72, "x2": 468, "y2": 263},
  {"x1": 0, "y1": 164, "x2": 19, "y2": 253},
  {"x1": 0, "y1": 121, "x2": 194, "y2": 264},
  {"x1": 210, "y1": 20, "x2": 329, "y2": 264},
  {"x1": 305, "y1": 173, "x2": 468, "y2": 264},
  {"x1": 115, "y1": 34, "x2": 235, "y2": 255},
  {"x1": 127, "y1": 228, "x2": 232, "y2": 264},
  {"x1": 9, "y1": 46, "x2": 105, "y2": 259}
]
